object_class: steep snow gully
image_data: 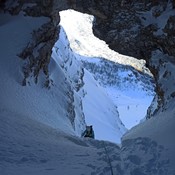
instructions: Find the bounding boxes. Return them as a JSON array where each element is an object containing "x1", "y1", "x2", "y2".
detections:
[{"x1": 1, "y1": 2, "x2": 175, "y2": 175}]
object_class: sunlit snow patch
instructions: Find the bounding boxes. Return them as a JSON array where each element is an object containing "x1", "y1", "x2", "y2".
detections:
[{"x1": 60, "y1": 9, "x2": 155, "y2": 130}]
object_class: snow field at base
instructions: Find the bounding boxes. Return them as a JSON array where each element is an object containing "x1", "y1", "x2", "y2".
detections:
[
  {"x1": 0, "y1": 110, "x2": 121, "y2": 175},
  {"x1": 122, "y1": 104, "x2": 175, "y2": 171},
  {"x1": 0, "y1": 12, "x2": 124, "y2": 174}
]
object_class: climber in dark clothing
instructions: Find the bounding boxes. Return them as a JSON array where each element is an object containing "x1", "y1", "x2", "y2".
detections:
[{"x1": 82, "y1": 125, "x2": 95, "y2": 139}]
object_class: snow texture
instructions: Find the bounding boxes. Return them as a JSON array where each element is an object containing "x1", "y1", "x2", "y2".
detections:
[{"x1": 1, "y1": 9, "x2": 175, "y2": 175}]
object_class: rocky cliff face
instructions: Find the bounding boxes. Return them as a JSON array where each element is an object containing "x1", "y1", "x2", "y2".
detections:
[{"x1": 2, "y1": 0, "x2": 175, "y2": 118}]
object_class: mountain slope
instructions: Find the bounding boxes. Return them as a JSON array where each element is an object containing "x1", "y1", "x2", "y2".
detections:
[
  {"x1": 0, "y1": 8, "x2": 126, "y2": 148},
  {"x1": 1, "y1": 4, "x2": 175, "y2": 175},
  {"x1": 80, "y1": 58, "x2": 155, "y2": 129},
  {"x1": 0, "y1": 13, "x2": 78, "y2": 135},
  {"x1": 0, "y1": 10, "x2": 126, "y2": 174},
  {"x1": 60, "y1": 9, "x2": 155, "y2": 129},
  {"x1": 52, "y1": 26, "x2": 127, "y2": 143}
]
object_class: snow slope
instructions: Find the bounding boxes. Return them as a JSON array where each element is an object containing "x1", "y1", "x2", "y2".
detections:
[
  {"x1": 122, "y1": 101, "x2": 175, "y2": 174},
  {"x1": 60, "y1": 9, "x2": 155, "y2": 129},
  {"x1": 0, "y1": 111, "x2": 122, "y2": 175},
  {"x1": 0, "y1": 13, "x2": 78, "y2": 135},
  {"x1": 80, "y1": 58, "x2": 155, "y2": 129},
  {"x1": 52, "y1": 27, "x2": 127, "y2": 143}
]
